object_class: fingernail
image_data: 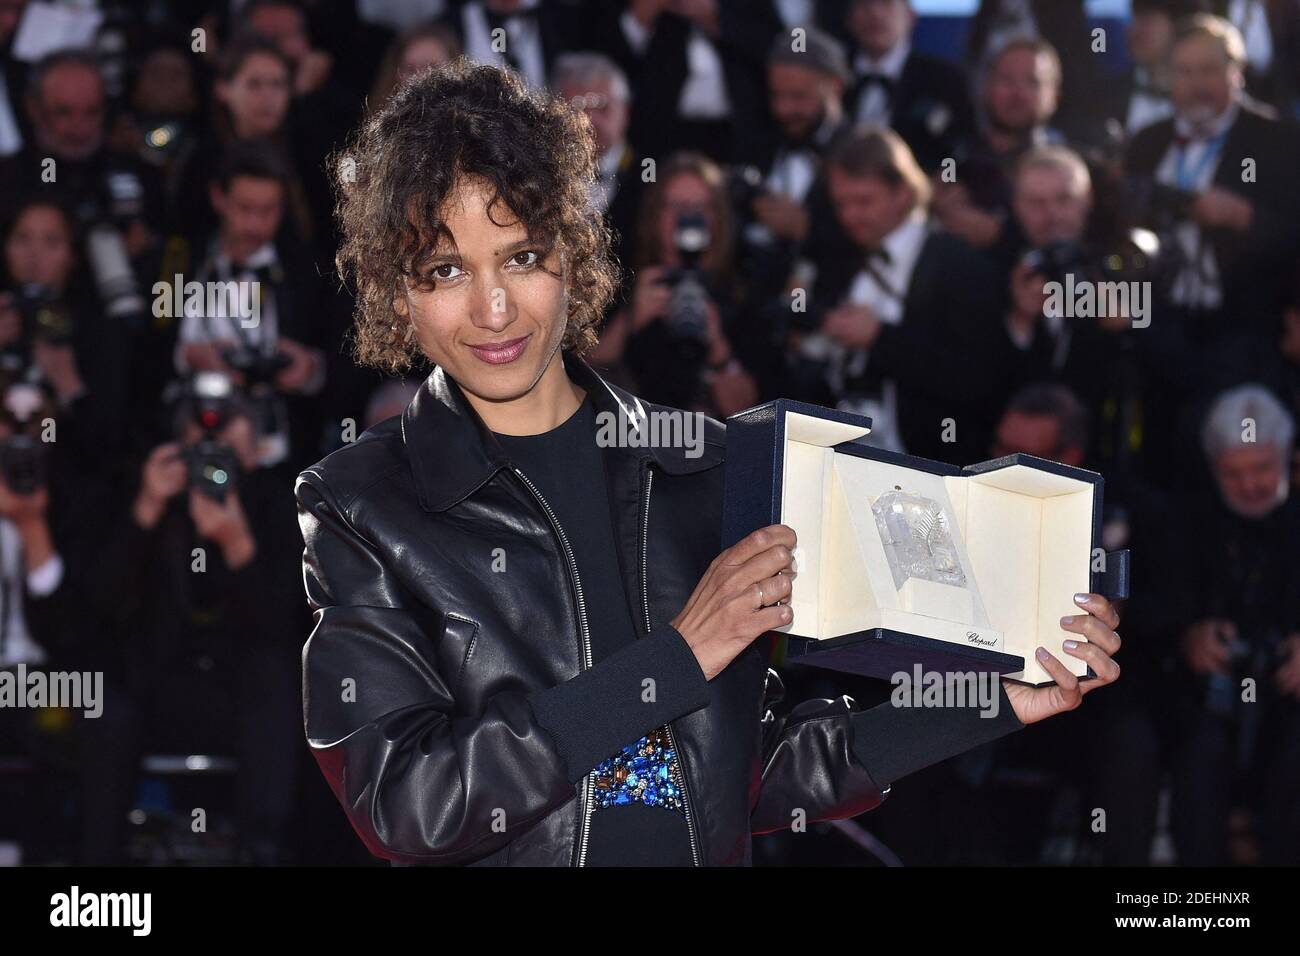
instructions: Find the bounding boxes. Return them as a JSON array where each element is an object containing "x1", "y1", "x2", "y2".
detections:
[
  {"x1": 1060, "y1": 615, "x2": 1076, "y2": 627},
  {"x1": 1073, "y1": 593, "x2": 1090, "y2": 605},
  {"x1": 1036, "y1": 647, "x2": 1049, "y2": 661},
  {"x1": 1063, "y1": 639, "x2": 1078, "y2": 650}
]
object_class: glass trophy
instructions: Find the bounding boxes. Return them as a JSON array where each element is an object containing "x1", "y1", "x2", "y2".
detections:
[{"x1": 870, "y1": 490, "x2": 969, "y2": 591}]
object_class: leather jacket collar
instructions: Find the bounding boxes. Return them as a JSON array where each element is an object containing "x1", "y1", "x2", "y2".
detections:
[{"x1": 402, "y1": 349, "x2": 724, "y2": 512}]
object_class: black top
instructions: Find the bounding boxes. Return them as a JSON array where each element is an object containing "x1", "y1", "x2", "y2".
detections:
[{"x1": 494, "y1": 392, "x2": 695, "y2": 865}]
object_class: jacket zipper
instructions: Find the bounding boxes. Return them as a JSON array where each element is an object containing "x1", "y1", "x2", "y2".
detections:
[
  {"x1": 640, "y1": 466, "x2": 703, "y2": 866},
  {"x1": 510, "y1": 466, "x2": 595, "y2": 867}
]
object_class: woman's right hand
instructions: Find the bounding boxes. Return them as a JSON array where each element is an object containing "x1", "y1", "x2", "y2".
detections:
[
  {"x1": 671, "y1": 524, "x2": 797, "y2": 681},
  {"x1": 133, "y1": 442, "x2": 187, "y2": 529},
  {"x1": 630, "y1": 265, "x2": 672, "y2": 332}
]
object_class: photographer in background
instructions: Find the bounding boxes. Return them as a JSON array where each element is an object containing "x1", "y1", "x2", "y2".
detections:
[
  {"x1": 732, "y1": 27, "x2": 852, "y2": 305},
  {"x1": 1101, "y1": 0, "x2": 1193, "y2": 137},
  {"x1": 0, "y1": 374, "x2": 110, "y2": 862},
  {"x1": 169, "y1": 38, "x2": 305, "y2": 251},
  {"x1": 174, "y1": 141, "x2": 329, "y2": 472},
  {"x1": 78, "y1": 378, "x2": 304, "y2": 865},
  {"x1": 589, "y1": 152, "x2": 764, "y2": 416},
  {"x1": 105, "y1": 33, "x2": 202, "y2": 173},
  {"x1": 934, "y1": 36, "x2": 1065, "y2": 258},
  {"x1": 998, "y1": 146, "x2": 1137, "y2": 471},
  {"x1": 1123, "y1": 14, "x2": 1300, "y2": 485},
  {"x1": 1, "y1": 198, "x2": 129, "y2": 472},
  {"x1": 0, "y1": 49, "x2": 160, "y2": 270},
  {"x1": 552, "y1": 53, "x2": 642, "y2": 279},
  {"x1": 1118, "y1": 385, "x2": 1300, "y2": 865},
  {"x1": 794, "y1": 126, "x2": 1004, "y2": 463}
]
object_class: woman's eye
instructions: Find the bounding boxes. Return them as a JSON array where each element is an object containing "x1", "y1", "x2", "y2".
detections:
[
  {"x1": 431, "y1": 263, "x2": 463, "y2": 280},
  {"x1": 508, "y1": 251, "x2": 538, "y2": 268}
]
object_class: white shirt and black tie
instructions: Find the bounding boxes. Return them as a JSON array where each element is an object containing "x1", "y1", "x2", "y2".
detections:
[
  {"x1": 821, "y1": 209, "x2": 930, "y2": 453},
  {"x1": 1155, "y1": 101, "x2": 1240, "y2": 311},
  {"x1": 851, "y1": 41, "x2": 909, "y2": 127}
]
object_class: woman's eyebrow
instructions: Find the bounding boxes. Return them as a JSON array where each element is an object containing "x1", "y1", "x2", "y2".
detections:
[{"x1": 494, "y1": 238, "x2": 535, "y2": 256}]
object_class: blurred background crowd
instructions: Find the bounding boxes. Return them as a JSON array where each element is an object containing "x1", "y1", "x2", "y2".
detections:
[{"x1": 0, "y1": 0, "x2": 1298, "y2": 867}]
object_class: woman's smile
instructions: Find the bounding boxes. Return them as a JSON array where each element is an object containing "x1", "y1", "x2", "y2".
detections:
[{"x1": 466, "y1": 333, "x2": 532, "y2": 365}]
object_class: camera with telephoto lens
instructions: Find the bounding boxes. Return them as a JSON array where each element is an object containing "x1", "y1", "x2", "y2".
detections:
[
  {"x1": 0, "y1": 285, "x2": 77, "y2": 380},
  {"x1": 1021, "y1": 240, "x2": 1092, "y2": 287},
  {"x1": 1021, "y1": 229, "x2": 1164, "y2": 290},
  {"x1": 657, "y1": 211, "x2": 713, "y2": 344},
  {"x1": 1203, "y1": 628, "x2": 1290, "y2": 720},
  {"x1": 179, "y1": 371, "x2": 243, "y2": 502},
  {"x1": 0, "y1": 383, "x2": 52, "y2": 494},
  {"x1": 220, "y1": 345, "x2": 293, "y2": 386},
  {"x1": 13, "y1": 283, "x2": 76, "y2": 345}
]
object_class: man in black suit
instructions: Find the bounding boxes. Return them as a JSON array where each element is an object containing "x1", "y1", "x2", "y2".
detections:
[
  {"x1": 172, "y1": 141, "x2": 332, "y2": 473},
  {"x1": 737, "y1": 27, "x2": 852, "y2": 302},
  {"x1": 788, "y1": 127, "x2": 1006, "y2": 464},
  {"x1": 449, "y1": 0, "x2": 594, "y2": 91},
  {"x1": 933, "y1": 36, "x2": 1067, "y2": 265},
  {"x1": 552, "y1": 53, "x2": 642, "y2": 288},
  {"x1": 600, "y1": 0, "x2": 767, "y2": 162},
  {"x1": 1124, "y1": 14, "x2": 1300, "y2": 441},
  {"x1": 997, "y1": 145, "x2": 1137, "y2": 474},
  {"x1": 841, "y1": 0, "x2": 976, "y2": 172},
  {"x1": 964, "y1": 0, "x2": 1098, "y2": 141},
  {"x1": 1101, "y1": 0, "x2": 1198, "y2": 139}
]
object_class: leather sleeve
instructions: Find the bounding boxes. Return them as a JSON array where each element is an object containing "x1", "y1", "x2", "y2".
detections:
[
  {"x1": 296, "y1": 471, "x2": 580, "y2": 865},
  {"x1": 750, "y1": 666, "x2": 1028, "y2": 834},
  {"x1": 749, "y1": 667, "x2": 891, "y2": 835}
]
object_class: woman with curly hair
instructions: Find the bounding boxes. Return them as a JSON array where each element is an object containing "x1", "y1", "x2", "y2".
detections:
[{"x1": 296, "y1": 59, "x2": 1123, "y2": 867}]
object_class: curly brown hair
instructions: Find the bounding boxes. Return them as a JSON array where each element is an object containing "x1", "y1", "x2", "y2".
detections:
[{"x1": 330, "y1": 58, "x2": 619, "y2": 373}]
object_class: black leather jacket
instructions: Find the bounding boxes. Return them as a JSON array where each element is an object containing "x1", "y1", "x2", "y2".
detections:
[{"x1": 295, "y1": 350, "x2": 890, "y2": 866}]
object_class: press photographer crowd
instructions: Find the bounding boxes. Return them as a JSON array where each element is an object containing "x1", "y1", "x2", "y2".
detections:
[{"x1": 0, "y1": 0, "x2": 1296, "y2": 868}]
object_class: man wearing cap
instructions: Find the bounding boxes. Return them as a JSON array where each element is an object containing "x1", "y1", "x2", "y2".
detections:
[{"x1": 744, "y1": 27, "x2": 852, "y2": 252}]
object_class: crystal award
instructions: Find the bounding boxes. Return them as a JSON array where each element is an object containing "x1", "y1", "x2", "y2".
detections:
[{"x1": 870, "y1": 490, "x2": 969, "y2": 591}]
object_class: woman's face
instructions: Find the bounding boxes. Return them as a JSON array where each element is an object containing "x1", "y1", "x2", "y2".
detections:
[
  {"x1": 657, "y1": 172, "x2": 716, "y2": 268},
  {"x1": 398, "y1": 176, "x2": 569, "y2": 410},
  {"x1": 218, "y1": 52, "x2": 291, "y2": 138},
  {"x1": 5, "y1": 205, "x2": 74, "y2": 290}
]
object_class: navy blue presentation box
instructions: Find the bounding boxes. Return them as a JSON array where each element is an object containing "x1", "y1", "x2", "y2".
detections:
[{"x1": 722, "y1": 399, "x2": 1130, "y2": 687}]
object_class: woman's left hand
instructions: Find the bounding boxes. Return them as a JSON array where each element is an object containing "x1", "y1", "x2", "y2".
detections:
[{"x1": 1002, "y1": 592, "x2": 1122, "y2": 725}]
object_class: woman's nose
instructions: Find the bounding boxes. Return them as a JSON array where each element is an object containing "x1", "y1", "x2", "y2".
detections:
[{"x1": 468, "y1": 274, "x2": 515, "y2": 328}]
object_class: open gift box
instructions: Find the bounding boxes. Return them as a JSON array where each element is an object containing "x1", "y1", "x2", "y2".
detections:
[{"x1": 722, "y1": 399, "x2": 1130, "y2": 686}]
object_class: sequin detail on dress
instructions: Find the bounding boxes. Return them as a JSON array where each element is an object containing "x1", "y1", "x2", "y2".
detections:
[{"x1": 591, "y1": 725, "x2": 684, "y2": 812}]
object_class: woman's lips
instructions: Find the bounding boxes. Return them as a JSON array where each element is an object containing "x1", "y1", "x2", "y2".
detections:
[{"x1": 467, "y1": 334, "x2": 530, "y2": 365}]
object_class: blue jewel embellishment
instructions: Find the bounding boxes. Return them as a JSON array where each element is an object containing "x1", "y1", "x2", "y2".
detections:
[{"x1": 590, "y1": 725, "x2": 684, "y2": 813}]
